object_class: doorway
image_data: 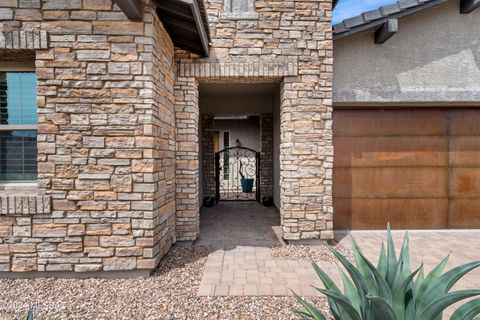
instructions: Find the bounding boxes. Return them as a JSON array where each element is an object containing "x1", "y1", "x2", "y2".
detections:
[{"x1": 199, "y1": 82, "x2": 280, "y2": 207}]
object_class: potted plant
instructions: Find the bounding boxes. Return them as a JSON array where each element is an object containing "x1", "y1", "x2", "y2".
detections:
[{"x1": 239, "y1": 161, "x2": 254, "y2": 193}]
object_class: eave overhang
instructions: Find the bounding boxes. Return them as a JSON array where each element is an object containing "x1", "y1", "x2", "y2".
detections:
[
  {"x1": 333, "y1": 0, "x2": 449, "y2": 41},
  {"x1": 154, "y1": 0, "x2": 211, "y2": 57}
]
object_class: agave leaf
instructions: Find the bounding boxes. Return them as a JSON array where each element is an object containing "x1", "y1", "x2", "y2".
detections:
[
  {"x1": 25, "y1": 308, "x2": 33, "y2": 320},
  {"x1": 414, "y1": 265, "x2": 425, "y2": 297},
  {"x1": 316, "y1": 288, "x2": 362, "y2": 320},
  {"x1": 312, "y1": 261, "x2": 341, "y2": 293},
  {"x1": 391, "y1": 265, "x2": 422, "y2": 319},
  {"x1": 328, "y1": 246, "x2": 368, "y2": 297},
  {"x1": 311, "y1": 262, "x2": 343, "y2": 319},
  {"x1": 350, "y1": 233, "x2": 378, "y2": 295},
  {"x1": 404, "y1": 289, "x2": 416, "y2": 320},
  {"x1": 351, "y1": 239, "x2": 393, "y2": 304},
  {"x1": 337, "y1": 264, "x2": 361, "y2": 315},
  {"x1": 417, "y1": 290, "x2": 480, "y2": 320},
  {"x1": 397, "y1": 231, "x2": 415, "y2": 306},
  {"x1": 294, "y1": 308, "x2": 314, "y2": 318},
  {"x1": 450, "y1": 297, "x2": 480, "y2": 320},
  {"x1": 297, "y1": 313, "x2": 311, "y2": 320},
  {"x1": 418, "y1": 261, "x2": 480, "y2": 311},
  {"x1": 294, "y1": 308, "x2": 324, "y2": 320},
  {"x1": 392, "y1": 259, "x2": 405, "y2": 295},
  {"x1": 366, "y1": 295, "x2": 398, "y2": 320},
  {"x1": 415, "y1": 255, "x2": 449, "y2": 305},
  {"x1": 442, "y1": 261, "x2": 480, "y2": 293},
  {"x1": 328, "y1": 245, "x2": 370, "y2": 317},
  {"x1": 378, "y1": 242, "x2": 388, "y2": 279},
  {"x1": 293, "y1": 291, "x2": 328, "y2": 320},
  {"x1": 386, "y1": 224, "x2": 398, "y2": 287},
  {"x1": 399, "y1": 230, "x2": 411, "y2": 277},
  {"x1": 392, "y1": 264, "x2": 422, "y2": 300}
]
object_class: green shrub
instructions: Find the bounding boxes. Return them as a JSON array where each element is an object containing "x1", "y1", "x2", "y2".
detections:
[{"x1": 294, "y1": 226, "x2": 480, "y2": 320}]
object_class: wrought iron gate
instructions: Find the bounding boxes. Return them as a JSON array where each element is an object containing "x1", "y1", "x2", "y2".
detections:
[{"x1": 215, "y1": 147, "x2": 260, "y2": 202}]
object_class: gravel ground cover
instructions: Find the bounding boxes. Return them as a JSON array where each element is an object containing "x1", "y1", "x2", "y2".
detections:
[
  {"x1": 271, "y1": 242, "x2": 355, "y2": 264},
  {"x1": 0, "y1": 245, "x2": 331, "y2": 320}
]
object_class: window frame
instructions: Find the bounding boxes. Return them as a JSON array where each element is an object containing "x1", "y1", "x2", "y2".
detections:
[
  {"x1": 222, "y1": 0, "x2": 258, "y2": 20},
  {"x1": 0, "y1": 66, "x2": 38, "y2": 183}
]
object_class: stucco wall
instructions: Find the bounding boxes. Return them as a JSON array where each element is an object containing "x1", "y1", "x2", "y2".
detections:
[
  {"x1": 214, "y1": 118, "x2": 261, "y2": 151},
  {"x1": 333, "y1": 0, "x2": 480, "y2": 105}
]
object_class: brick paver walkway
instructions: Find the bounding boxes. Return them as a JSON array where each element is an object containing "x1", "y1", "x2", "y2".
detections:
[{"x1": 196, "y1": 203, "x2": 480, "y2": 301}]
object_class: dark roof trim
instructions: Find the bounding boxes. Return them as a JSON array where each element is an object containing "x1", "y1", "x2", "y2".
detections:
[
  {"x1": 333, "y1": 0, "x2": 449, "y2": 40},
  {"x1": 196, "y1": 0, "x2": 211, "y2": 42},
  {"x1": 461, "y1": 0, "x2": 480, "y2": 13},
  {"x1": 374, "y1": 18, "x2": 398, "y2": 44},
  {"x1": 190, "y1": 0, "x2": 210, "y2": 56},
  {"x1": 155, "y1": 0, "x2": 210, "y2": 57},
  {"x1": 113, "y1": 0, "x2": 142, "y2": 20},
  {"x1": 333, "y1": 0, "x2": 339, "y2": 9}
]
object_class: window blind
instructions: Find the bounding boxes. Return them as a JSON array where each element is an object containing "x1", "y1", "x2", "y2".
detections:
[{"x1": 0, "y1": 72, "x2": 38, "y2": 181}]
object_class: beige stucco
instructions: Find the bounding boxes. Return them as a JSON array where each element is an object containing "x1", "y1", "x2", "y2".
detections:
[{"x1": 333, "y1": 0, "x2": 480, "y2": 105}]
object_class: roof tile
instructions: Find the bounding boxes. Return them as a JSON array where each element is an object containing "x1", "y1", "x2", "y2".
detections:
[
  {"x1": 343, "y1": 15, "x2": 366, "y2": 28},
  {"x1": 333, "y1": 22, "x2": 349, "y2": 33},
  {"x1": 380, "y1": 2, "x2": 402, "y2": 15},
  {"x1": 398, "y1": 0, "x2": 420, "y2": 9},
  {"x1": 362, "y1": 9, "x2": 384, "y2": 22}
]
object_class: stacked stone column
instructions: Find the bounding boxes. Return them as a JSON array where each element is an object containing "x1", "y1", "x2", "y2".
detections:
[{"x1": 174, "y1": 77, "x2": 200, "y2": 241}]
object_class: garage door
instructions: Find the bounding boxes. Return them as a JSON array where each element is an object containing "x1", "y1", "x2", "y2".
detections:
[{"x1": 333, "y1": 108, "x2": 480, "y2": 229}]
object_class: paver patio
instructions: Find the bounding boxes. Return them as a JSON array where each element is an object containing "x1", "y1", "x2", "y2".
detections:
[{"x1": 196, "y1": 203, "x2": 480, "y2": 299}]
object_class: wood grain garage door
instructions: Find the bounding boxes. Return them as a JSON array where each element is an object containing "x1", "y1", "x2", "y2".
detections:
[{"x1": 333, "y1": 108, "x2": 480, "y2": 229}]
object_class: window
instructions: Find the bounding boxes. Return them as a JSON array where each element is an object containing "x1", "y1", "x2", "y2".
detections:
[
  {"x1": 0, "y1": 72, "x2": 38, "y2": 181},
  {"x1": 223, "y1": 0, "x2": 258, "y2": 19}
]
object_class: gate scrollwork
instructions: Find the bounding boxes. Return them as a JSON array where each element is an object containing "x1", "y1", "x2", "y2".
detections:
[{"x1": 215, "y1": 147, "x2": 260, "y2": 202}]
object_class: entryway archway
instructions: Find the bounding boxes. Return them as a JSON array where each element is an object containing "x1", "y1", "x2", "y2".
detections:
[{"x1": 215, "y1": 146, "x2": 260, "y2": 202}]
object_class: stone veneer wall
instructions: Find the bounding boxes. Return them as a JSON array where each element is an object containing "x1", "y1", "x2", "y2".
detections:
[
  {"x1": 0, "y1": 0, "x2": 176, "y2": 274},
  {"x1": 174, "y1": 0, "x2": 334, "y2": 240},
  {"x1": 174, "y1": 77, "x2": 199, "y2": 241},
  {"x1": 201, "y1": 114, "x2": 215, "y2": 200},
  {"x1": 260, "y1": 113, "x2": 273, "y2": 199}
]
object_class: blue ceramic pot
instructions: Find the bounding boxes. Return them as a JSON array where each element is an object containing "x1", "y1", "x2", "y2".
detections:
[{"x1": 241, "y1": 178, "x2": 254, "y2": 193}]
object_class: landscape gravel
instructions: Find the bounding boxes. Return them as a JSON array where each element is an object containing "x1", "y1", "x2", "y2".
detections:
[
  {"x1": 271, "y1": 242, "x2": 355, "y2": 264},
  {"x1": 0, "y1": 245, "x2": 332, "y2": 320}
]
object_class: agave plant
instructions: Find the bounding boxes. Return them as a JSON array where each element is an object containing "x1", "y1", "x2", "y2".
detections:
[
  {"x1": 25, "y1": 307, "x2": 33, "y2": 320},
  {"x1": 294, "y1": 226, "x2": 480, "y2": 320}
]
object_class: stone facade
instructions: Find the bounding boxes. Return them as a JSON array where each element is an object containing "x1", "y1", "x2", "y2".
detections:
[
  {"x1": 0, "y1": 0, "x2": 333, "y2": 275},
  {"x1": 0, "y1": 0, "x2": 176, "y2": 274},
  {"x1": 175, "y1": 0, "x2": 334, "y2": 240},
  {"x1": 174, "y1": 77, "x2": 200, "y2": 241}
]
